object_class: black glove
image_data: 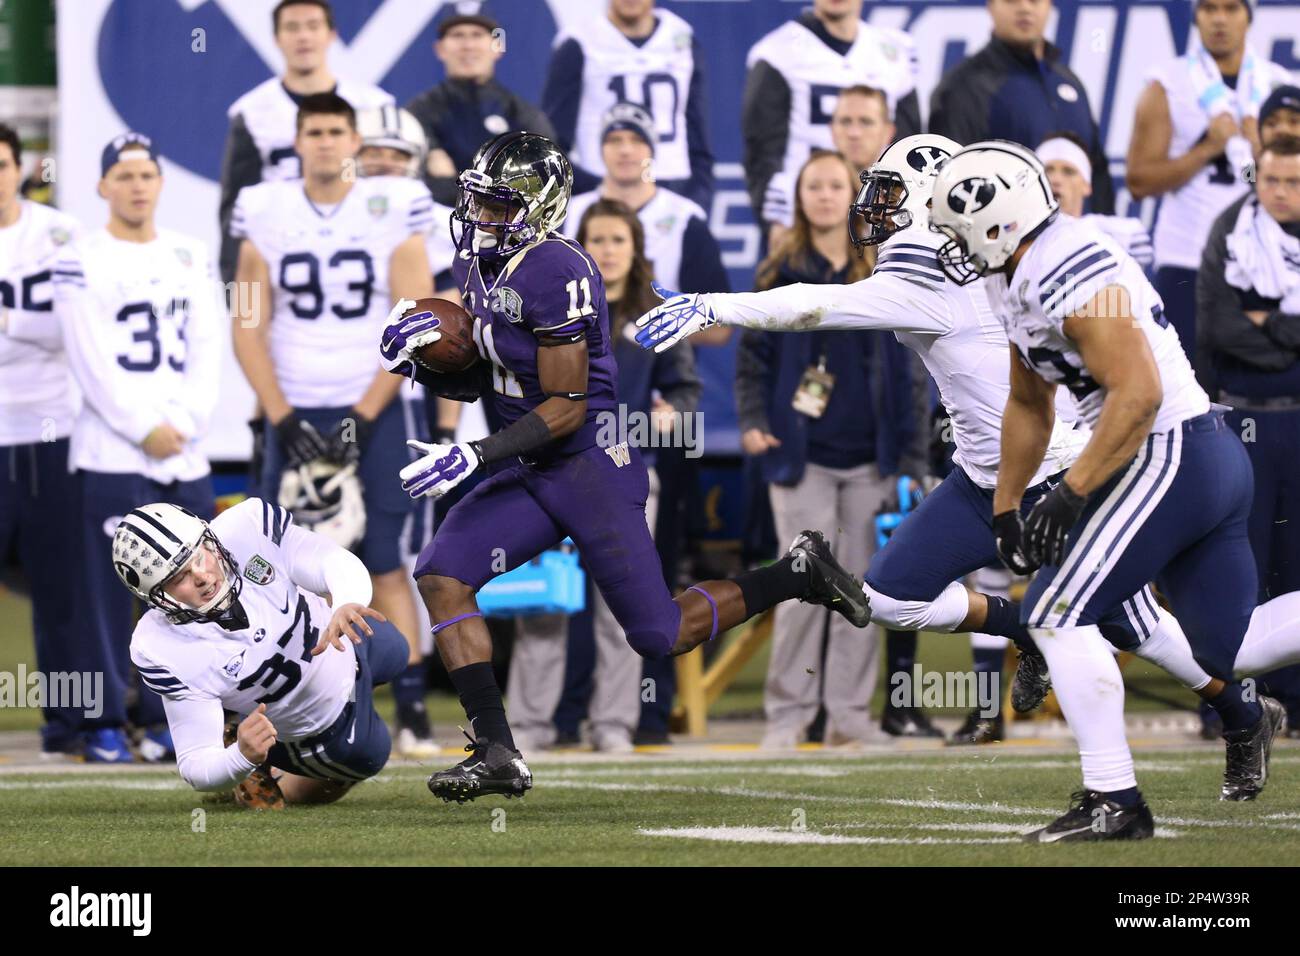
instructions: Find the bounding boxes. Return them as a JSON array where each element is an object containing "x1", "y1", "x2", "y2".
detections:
[
  {"x1": 275, "y1": 412, "x2": 328, "y2": 468},
  {"x1": 1023, "y1": 480, "x2": 1089, "y2": 567},
  {"x1": 993, "y1": 509, "x2": 1039, "y2": 575},
  {"x1": 325, "y1": 409, "x2": 374, "y2": 466}
]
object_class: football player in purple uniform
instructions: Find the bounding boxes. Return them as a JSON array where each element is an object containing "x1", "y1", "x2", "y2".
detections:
[{"x1": 381, "y1": 132, "x2": 872, "y2": 802}]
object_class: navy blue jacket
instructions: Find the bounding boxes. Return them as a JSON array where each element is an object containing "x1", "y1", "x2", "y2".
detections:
[
  {"x1": 929, "y1": 36, "x2": 1113, "y2": 214},
  {"x1": 734, "y1": 253, "x2": 927, "y2": 486}
]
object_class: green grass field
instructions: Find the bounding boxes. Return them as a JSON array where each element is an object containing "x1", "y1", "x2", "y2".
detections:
[
  {"x1": 1, "y1": 748, "x2": 1298, "y2": 865},
  {"x1": 6, "y1": 586, "x2": 1295, "y2": 867}
]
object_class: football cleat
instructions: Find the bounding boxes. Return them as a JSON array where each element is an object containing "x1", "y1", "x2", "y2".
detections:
[
  {"x1": 1023, "y1": 789, "x2": 1155, "y2": 843},
  {"x1": 427, "y1": 730, "x2": 533, "y2": 804},
  {"x1": 396, "y1": 702, "x2": 439, "y2": 758},
  {"x1": 1011, "y1": 649, "x2": 1051, "y2": 714},
  {"x1": 1221, "y1": 695, "x2": 1286, "y2": 802},
  {"x1": 138, "y1": 726, "x2": 176, "y2": 763},
  {"x1": 234, "y1": 765, "x2": 286, "y2": 811},
  {"x1": 789, "y1": 530, "x2": 872, "y2": 628},
  {"x1": 947, "y1": 710, "x2": 1004, "y2": 746},
  {"x1": 880, "y1": 706, "x2": 943, "y2": 738},
  {"x1": 83, "y1": 728, "x2": 135, "y2": 764}
]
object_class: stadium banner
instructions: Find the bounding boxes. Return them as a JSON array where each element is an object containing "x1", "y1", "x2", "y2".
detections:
[{"x1": 56, "y1": 0, "x2": 1300, "y2": 460}]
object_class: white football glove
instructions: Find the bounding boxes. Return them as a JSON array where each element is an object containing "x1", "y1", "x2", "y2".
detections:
[
  {"x1": 379, "y1": 298, "x2": 444, "y2": 376},
  {"x1": 633, "y1": 282, "x2": 718, "y2": 354},
  {"x1": 399, "y1": 439, "x2": 481, "y2": 500}
]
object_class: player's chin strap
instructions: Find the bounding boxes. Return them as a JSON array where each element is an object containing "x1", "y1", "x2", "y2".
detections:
[
  {"x1": 687, "y1": 586, "x2": 719, "y2": 642},
  {"x1": 431, "y1": 611, "x2": 483, "y2": 635}
]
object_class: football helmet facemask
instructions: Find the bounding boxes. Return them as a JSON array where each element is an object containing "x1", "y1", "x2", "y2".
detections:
[
  {"x1": 278, "y1": 460, "x2": 366, "y2": 552},
  {"x1": 849, "y1": 133, "x2": 960, "y2": 249},
  {"x1": 452, "y1": 131, "x2": 572, "y2": 258},
  {"x1": 112, "y1": 504, "x2": 243, "y2": 625}
]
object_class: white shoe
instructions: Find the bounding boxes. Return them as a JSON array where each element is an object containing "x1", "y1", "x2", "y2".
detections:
[
  {"x1": 592, "y1": 729, "x2": 635, "y2": 754},
  {"x1": 396, "y1": 727, "x2": 440, "y2": 758},
  {"x1": 759, "y1": 728, "x2": 801, "y2": 751}
]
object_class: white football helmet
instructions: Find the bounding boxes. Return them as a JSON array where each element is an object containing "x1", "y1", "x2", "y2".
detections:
[
  {"x1": 849, "y1": 133, "x2": 961, "y2": 248},
  {"x1": 356, "y1": 105, "x2": 428, "y2": 178},
  {"x1": 928, "y1": 140, "x2": 1059, "y2": 284},
  {"x1": 112, "y1": 504, "x2": 243, "y2": 624},
  {"x1": 278, "y1": 460, "x2": 366, "y2": 551}
]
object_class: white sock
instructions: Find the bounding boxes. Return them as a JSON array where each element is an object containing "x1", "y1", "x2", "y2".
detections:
[
  {"x1": 1134, "y1": 611, "x2": 1211, "y2": 691},
  {"x1": 1030, "y1": 625, "x2": 1137, "y2": 793},
  {"x1": 865, "y1": 579, "x2": 970, "y2": 632},
  {"x1": 1235, "y1": 591, "x2": 1300, "y2": 677}
]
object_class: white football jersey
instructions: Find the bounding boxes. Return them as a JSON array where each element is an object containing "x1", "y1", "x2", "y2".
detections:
[
  {"x1": 130, "y1": 498, "x2": 357, "y2": 741},
  {"x1": 563, "y1": 187, "x2": 708, "y2": 291},
  {"x1": 227, "y1": 78, "x2": 394, "y2": 183},
  {"x1": 0, "y1": 201, "x2": 81, "y2": 445},
  {"x1": 706, "y1": 229, "x2": 1086, "y2": 489},
  {"x1": 1083, "y1": 214, "x2": 1153, "y2": 269},
  {"x1": 558, "y1": 8, "x2": 697, "y2": 181},
  {"x1": 748, "y1": 20, "x2": 918, "y2": 228},
  {"x1": 987, "y1": 215, "x2": 1210, "y2": 433},
  {"x1": 426, "y1": 200, "x2": 457, "y2": 281},
  {"x1": 53, "y1": 228, "x2": 222, "y2": 482},
  {"x1": 1147, "y1": 57, "x2": 1292, "y2": 269},
  {"x1": 231, "y1": 176, "x2": 435, "y2": 407}
]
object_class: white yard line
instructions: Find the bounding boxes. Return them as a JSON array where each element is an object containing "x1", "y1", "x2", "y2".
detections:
[{"x1": 637, "y1": 826, "x2": 1022, "y2": 846}]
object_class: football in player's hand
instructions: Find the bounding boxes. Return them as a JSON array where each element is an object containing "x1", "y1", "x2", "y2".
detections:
[{"x1": 409, "y1": 298, "x2": 480, "y2": 373}]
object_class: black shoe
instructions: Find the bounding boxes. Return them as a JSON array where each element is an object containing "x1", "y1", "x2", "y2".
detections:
[
  {"x1": 1011, "y1": 650, "x2": 1051, "y2": 714},
  {"x1": 427, "y1": 730, "x2": 532, "y2": 804},
  {"x1": 947, "y1": 709, "x2": 1004, "y2": 745},
  {"x1": 1023, "y1": 789, "x2": 1155, "y2": 843},
  {"x1": 1221, "y1": 696, "x2": 1286, "y2": 802},
  {"x1": 789, "y1": 530, "x2": 871, "y2": 628},
  {"x1": 880, "y1": 706, "x2": 943, "y2": 738}
]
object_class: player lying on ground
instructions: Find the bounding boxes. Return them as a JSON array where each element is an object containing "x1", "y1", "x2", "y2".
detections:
[
  {"x1": 931, "y1": 140, "x2": 1300, "y2": 841},
  {"x1": 635, "y1": 134, "x2": 1200, "y2": 718},
  {"x1": 379, "y1": 131, "x2": 872, "y2": 804},
  {"x1": 115, "y1": 498, "x2": 407, "y2": 808}
]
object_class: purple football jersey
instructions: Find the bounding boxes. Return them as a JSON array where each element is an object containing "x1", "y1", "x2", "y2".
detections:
[{"x1": 453, "y1": 236, "x2": 619, "y2": 458}]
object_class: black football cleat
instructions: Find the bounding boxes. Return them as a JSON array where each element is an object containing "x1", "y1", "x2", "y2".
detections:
[
  {"x1": 880, "y1": 706, "x2": 944, "y2": 738},
  {"x1": 1023, "y1": 789, "x2": 1155, "y2": 843},
  {"x1": 1011, "y1": 649, "x2": 1051, "y2": 714},
  {"x1": 789, "y1": 530, "x2": 872, "y2": 628},
  {"x1": 947, "y1": 709, "x2": 1004, "y2": 745},
  {"x1": 427, "y1": 730, "x2": 533, "y2": 804},
  {"x1": 1221, "y1": 695, "x2": 1286, "y2": 802}
]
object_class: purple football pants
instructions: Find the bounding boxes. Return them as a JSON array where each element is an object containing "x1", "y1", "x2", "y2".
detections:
[{"x1": 415, "y1": 443, "x2": 682, "y2": 659}]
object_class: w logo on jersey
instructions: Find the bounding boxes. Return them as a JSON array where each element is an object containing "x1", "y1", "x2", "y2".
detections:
[
  {"x1": 604, "y1": 442, "x2": 632, "y2": 467},
  {"x1": 948, "y1": 178, "x2": 997, "y2": 215}
]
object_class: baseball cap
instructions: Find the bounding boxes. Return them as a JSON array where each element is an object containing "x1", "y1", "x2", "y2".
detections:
[{"x1": 100, "y1": 132, "x2": 160, "y2": 177}]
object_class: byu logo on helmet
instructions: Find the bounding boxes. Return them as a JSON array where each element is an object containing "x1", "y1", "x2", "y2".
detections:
[
  {"x1": 907, "y1": 146, "x2": 951, "y2": 175},
  {"x1": 948, "y1": 177, "x2": 998, "y2": 215}
]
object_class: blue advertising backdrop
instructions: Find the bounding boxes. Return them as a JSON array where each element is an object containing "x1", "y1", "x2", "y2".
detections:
[{"x1": 66, "y1": 0, "x2": 1300, "y2": 455}]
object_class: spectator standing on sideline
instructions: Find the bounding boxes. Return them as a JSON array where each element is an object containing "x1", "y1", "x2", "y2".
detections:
[
  {"x1": 743, "y1": 0, "x2": 919, "y2": 246},
  {"x1": 563, "y1": 104, "x2": 728, "y2": 300},
  {"x1": 735, "y1": 151, "x2": 925, "y2": 749},
  {"x1": 930, "y1": 0, "x2": 1113, "y2": 213},
  {"x1": 219, "y1": 0, "x2": 392, "y2": 283},
  {"x1": 1197, "y1": 132, "x2": 1300, "y2": 738},
  {"x1": 544, "y1": 0, "x2": 713, "y2": 209},
  {"x1": 1037, "y1": 131, "x2": 1154, "y2": 270},
  {"x1": 1127, "y1": 0, "x2": 1292, "y2": 362},
  {"x1": 0, "y1": 123, "x2": 84, "y2": 758},
  {"x1": 406, "y1": 3, "x2": 555, "y2": 207}
]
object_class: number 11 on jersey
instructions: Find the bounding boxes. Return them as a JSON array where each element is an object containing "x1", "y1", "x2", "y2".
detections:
[{"x1": 472, "y1": 316, "x2": 524, "y2": 397}]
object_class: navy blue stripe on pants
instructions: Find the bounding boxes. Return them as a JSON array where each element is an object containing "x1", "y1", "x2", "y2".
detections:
[
  {"x1": 268, "y1": 619, "x2": 406, "y2": 782},
  {"x1": 79, "y1": 470, "x2": 214, "y2": 729},
  {"x1": 0, "y1": 439, "x2": 83, "y2": 750},
  {"x1": 1024, "y1": 413, "x2": 1256, "y2": 679}
]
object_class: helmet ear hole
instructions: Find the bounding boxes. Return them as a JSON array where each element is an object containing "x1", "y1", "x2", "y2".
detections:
[{"x1": 986, "y1": 225, "x2": 1000, "y2": 240}]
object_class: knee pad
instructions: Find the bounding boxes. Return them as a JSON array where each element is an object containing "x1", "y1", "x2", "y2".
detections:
[{"x1": 865, "y1": 580, "x2": 969, "y2": 633}]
